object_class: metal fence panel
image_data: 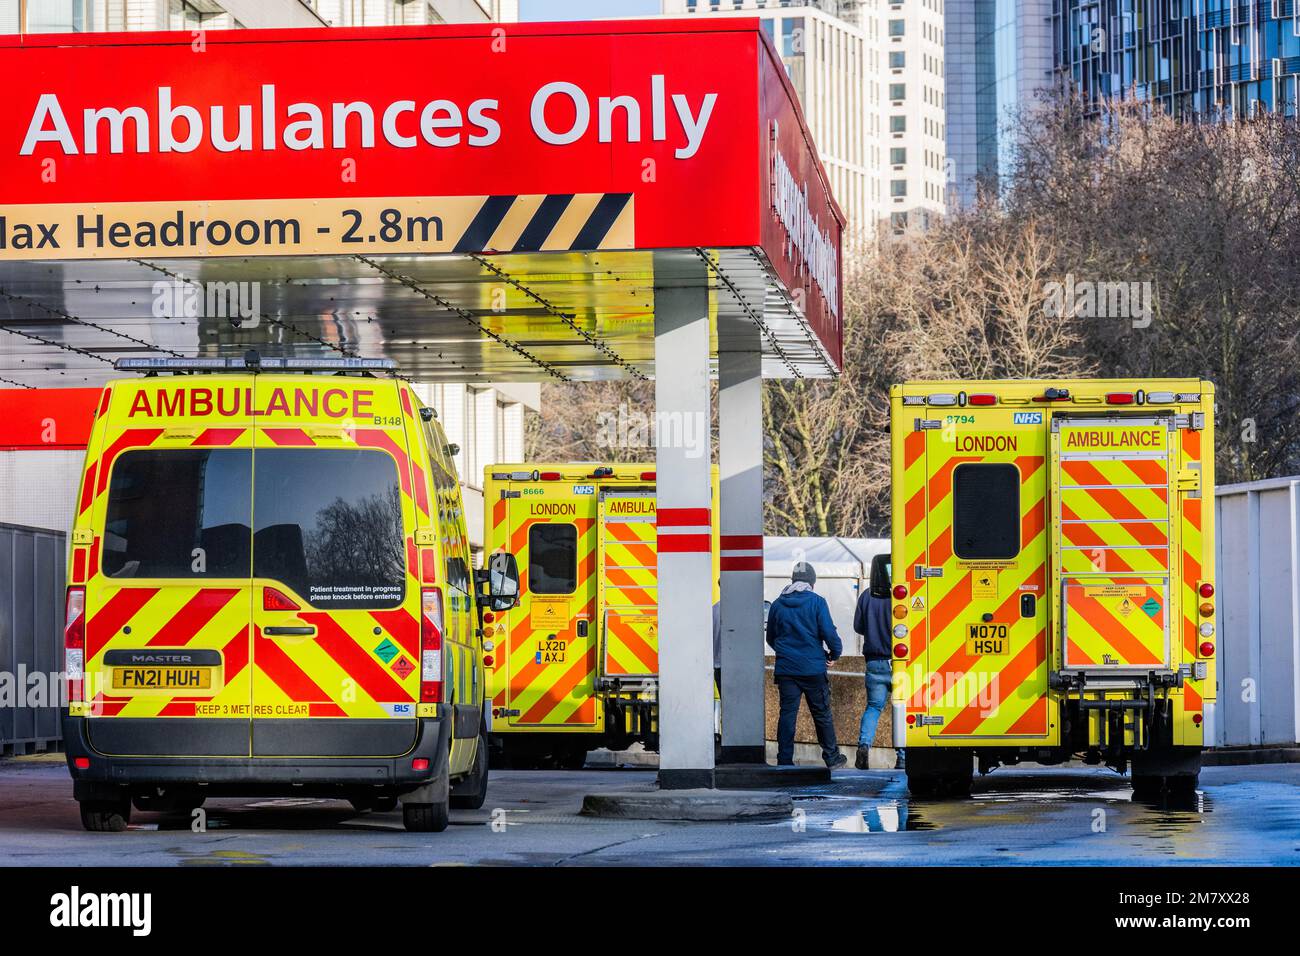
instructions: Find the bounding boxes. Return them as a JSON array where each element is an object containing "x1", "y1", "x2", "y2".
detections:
[
  {"x1": 1214, "y1": 478, "x2": 1300, "y2": 749},
  {"x1": 0, "y1": 522, "x2": 66, "y2": 754}
]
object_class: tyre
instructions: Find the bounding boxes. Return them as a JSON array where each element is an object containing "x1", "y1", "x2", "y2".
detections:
[
  {"x1": 904, "y1": 750, "x2": 973, "y2": 799},
  {"x1": 403, "y1": 763, "x2": 451, "y2": 833},
  {"x1": 451, "y1": 727, "x2": 490, "y2": 810},
  {"x1": 557, "y1": 745, "x2": 588, "y2": 771},
  {"x1": 80, "y1": 798, "x2": 131, "y2": 832},
  {"x1": 403, "y1": 801, "x2": 450, "y2": 833}
]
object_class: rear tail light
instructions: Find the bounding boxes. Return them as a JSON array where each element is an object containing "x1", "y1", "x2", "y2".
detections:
[
  {"x1": 263, "y1": 587, "x2": 299, "y2": 611},
  {"x1": 73, "y1": 756, "x2": 91, "y2": 771},
  {"x1": 539, "y1": 471, "x2": 561, "y2": 481},
  {"x1": 905, "y1": 713, "x2": 916, "y2": 725},
  {"x1": 483, "y1": 654, "x2": 495, "y2": 667},
  {"x1": 64, "y1": 587, "x2": 85, "y2": 702},
  {"x1": 893, "y1": 643, "x2": 908, "y2": 658},
  {"x1": 1199, "y1": 641, "x2": 1215, "y2": 657},
  {"x1": 1105, "y1": 392, "x2": 1135, "y2": 405},
  {"x1": 640, "y1": 471, "x2": 656, "y2": 481},
  {"x1": 1192, "y1": 713, "x2": 1203, "y2": 726},
  {"x1": 420, "y1": 587, "x2": 444, "y2": 703},
  {"x1": 482, "y1": 611, "x2": 494, "y2": 624},
  {"x1": 1199, "y1": 582, "x2": 1215, "y2": 598},
  {"x1": 892, "y1": 584, "x2": 908, "y2": 600},
  {"x1": 967, "y1": 393, "x2": 997, "y2": 406}
]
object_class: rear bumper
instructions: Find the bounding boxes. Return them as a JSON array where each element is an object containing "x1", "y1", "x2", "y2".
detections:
[{"x1": 63, "y1": 715, "x2": 449, "y2": 798}]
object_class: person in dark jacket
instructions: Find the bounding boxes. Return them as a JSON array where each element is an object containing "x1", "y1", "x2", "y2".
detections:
[
  {"x1": 854, "y1": 554, "x2": 903, "y2": 770},
  {"x1": 766, "y1": 561, "x2": 847, "y2": 769}
]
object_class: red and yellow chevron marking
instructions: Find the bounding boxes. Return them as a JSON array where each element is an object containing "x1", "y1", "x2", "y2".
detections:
[
  {"x1": 1063, "y1": 580, "x2": 1166, "y2": 668},
  {"x1": 905, "y1": 420, "x2": 1051, "y2": 738},
  {"x1": 1180, "y1": 427, "x2": 1208, "y2": 727},
  {"x1": 501, "y1": 508, "x2": 599, "y2": 727},
  {"x1": 601, "y1": 504, "x2": 659, "y2": 677},
  {"x1": 72, "y1": 376, "x2": 435, "y2": 727},
  {"x1": 83, "y1": 584, "x2": 252, "y2": 719}
]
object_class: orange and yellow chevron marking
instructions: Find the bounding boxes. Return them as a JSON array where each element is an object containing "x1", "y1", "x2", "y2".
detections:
[
  {"x1": 500, "y1": 508, "x2": 598, "y2": 726},
  {"x1": 906, "y1": 429, "x2": 1051, "y2": 739},
  {"x1": 600, "y1": 505, "x2": 659, "y2": 678},
  {"x1": 1063, "y1": 580, "x2": 1165, "y2": 668}
]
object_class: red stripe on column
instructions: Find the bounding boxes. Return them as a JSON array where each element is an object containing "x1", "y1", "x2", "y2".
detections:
[
  {"x1": 719, "y1": 534, "x2": 763, "y2": 549},
  {"x1": 721, "y1": 556, "x2": 763, "y2": 571},
  {"x1": 658, "y1": 508, "x2": 710, "y2": 527},
  {"x1": 658, "y1": 533, "x2": 712, "y2": 552}
]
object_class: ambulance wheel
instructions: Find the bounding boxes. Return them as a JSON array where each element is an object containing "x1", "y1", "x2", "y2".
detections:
[
  {"x1": 403, "y1": 771, "x2": 451, "y2": 833},
  {"x1": 80, "y1": 798, "x2": 132, "y2": 832},
  {"x1": 451, "y1": 728, "x2": 490, "y2": 810},
  {"x1": 403, "y1": 801, "x2": 450, "y2": 832},
  {"x1": 557, "y1": 745, "x2": 588, "y2": 770}
]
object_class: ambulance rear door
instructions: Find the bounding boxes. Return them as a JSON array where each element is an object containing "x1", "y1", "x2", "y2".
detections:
[
  {"x1": 597, "y1": 489, "x2": 659, "y2": 682},
  {"x1": 920, "y1": 406, "x2": 1052, "y2": 740},
  {"x1": 504, "y1": 484, "x2": 598, "y2": 727},
  {"x1": 248, "y1": 377, "x2": 421, "y2": 758},
  {"x1": 83, "y1": 378, "x2": 256, "y2": 757},
  {"x1": 1052, "y1": 415, "x2": 1176, "y2": 675}
]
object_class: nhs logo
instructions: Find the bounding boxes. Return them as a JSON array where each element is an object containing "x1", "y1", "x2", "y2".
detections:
[{"x1": 1012, "y1": 412, "x2": 1043, "y2": 425}]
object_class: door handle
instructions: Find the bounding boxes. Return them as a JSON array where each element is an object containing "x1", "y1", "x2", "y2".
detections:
[{"x1": 263, "y1": 626, "x2": 316, "y2": 636}]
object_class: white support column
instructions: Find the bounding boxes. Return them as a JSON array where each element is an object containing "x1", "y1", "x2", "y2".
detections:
[
  {"x1": 654, "y1": 266, "x2": 716, "y2": 790},
  {"x1": 718, "y1": 331, "x2": 766, "y2": 764}
]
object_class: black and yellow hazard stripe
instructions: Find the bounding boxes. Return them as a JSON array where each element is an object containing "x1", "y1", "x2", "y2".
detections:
[{"x1": 456, "y1": 193, "x2": 634, "y2": 253}]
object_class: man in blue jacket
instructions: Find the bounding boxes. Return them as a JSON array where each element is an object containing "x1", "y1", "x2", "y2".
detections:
[{"x1": 766, "y1": 561, "x2": 848, "y2": 769}]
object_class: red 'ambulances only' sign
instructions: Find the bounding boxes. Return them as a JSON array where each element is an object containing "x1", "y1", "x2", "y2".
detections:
[{"x1": 0, "y1": 21, "x2": 843, "y2": 365}]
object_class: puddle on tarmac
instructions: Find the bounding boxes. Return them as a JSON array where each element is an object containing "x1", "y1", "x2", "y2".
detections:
[
  {"x1": 818, "y1": 780, "x2": 1211, "y2": 834},
  {"x1": 829, "y1": 801, "x2": 933, "y2": 832}
]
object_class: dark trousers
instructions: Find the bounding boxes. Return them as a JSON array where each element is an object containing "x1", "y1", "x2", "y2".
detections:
[{"x1": 775, "y1": 673, "x2": 838, "y2": 766}]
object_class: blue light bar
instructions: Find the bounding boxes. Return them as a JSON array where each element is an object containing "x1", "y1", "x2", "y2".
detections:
[{"x1": 114, "y1": 356, "x2": 397, "y2": 372}]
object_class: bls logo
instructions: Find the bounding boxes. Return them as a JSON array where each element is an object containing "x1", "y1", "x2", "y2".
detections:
[{"x1": 1012, "y1": 412, "x2": 1043, "y2": 425}]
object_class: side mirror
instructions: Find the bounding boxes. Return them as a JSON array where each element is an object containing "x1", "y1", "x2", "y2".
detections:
[{"x1": 488, "y1": 552, "x2": 520, "y2": 612}]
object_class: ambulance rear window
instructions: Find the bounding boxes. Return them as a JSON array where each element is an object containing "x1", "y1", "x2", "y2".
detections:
[
  {"x1": 103, "y1": 449, "x2": 251, "y2": 579},
  {"x1": 528, "y1": 524, "x2": 577, "y2": 595},
  {"x1": 253, "y1": 449, "x2": 405, "y2": 609},
  {"x1": 952, "y1": 463, "x2": 1020, "y2": 560}
]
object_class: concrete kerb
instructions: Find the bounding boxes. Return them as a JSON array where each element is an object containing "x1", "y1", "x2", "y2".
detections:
[{"x1": 581, "y1": 787, "x2": 793, "y2": 821}]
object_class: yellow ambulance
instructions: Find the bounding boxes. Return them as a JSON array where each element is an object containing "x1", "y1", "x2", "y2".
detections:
[
  {"x1": 63, "y1": 355, "x2": 487, "y2": 832},
  {"x1": 480, "y1": 463, "x2": 719, "y2": 768},
  {"x1": 889, "y1": 380, "x2": 1216, "y2": 797}
]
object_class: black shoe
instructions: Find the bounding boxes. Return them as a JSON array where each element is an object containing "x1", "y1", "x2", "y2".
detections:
[
  {"x1": 855, "y1": 746, "x2": 871, "y2": 770},
  {"x1": 826, "y1": 752, "x2": 848, "y2": 770}
]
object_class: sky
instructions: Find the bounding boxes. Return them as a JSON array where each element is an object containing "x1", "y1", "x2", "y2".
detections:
[{"x1": 517, "y1": 0, "x2": 663, "y2": 22}]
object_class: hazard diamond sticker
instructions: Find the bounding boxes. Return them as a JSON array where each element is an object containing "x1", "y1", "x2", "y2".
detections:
[
  {"x1": 1141, "y1": 598, "x2": 1161, "y2": 618},
  {"x1": 390, "y1": 656, "x2": 415, "y2": 680},
  {"x1": 373, "y1": 638, "x2": 399, "y2": 664}
]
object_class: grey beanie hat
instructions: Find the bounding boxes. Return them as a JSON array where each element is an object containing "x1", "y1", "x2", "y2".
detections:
[{"x1": 791, "y1": 561, "x2": 817, "y2": 586}]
